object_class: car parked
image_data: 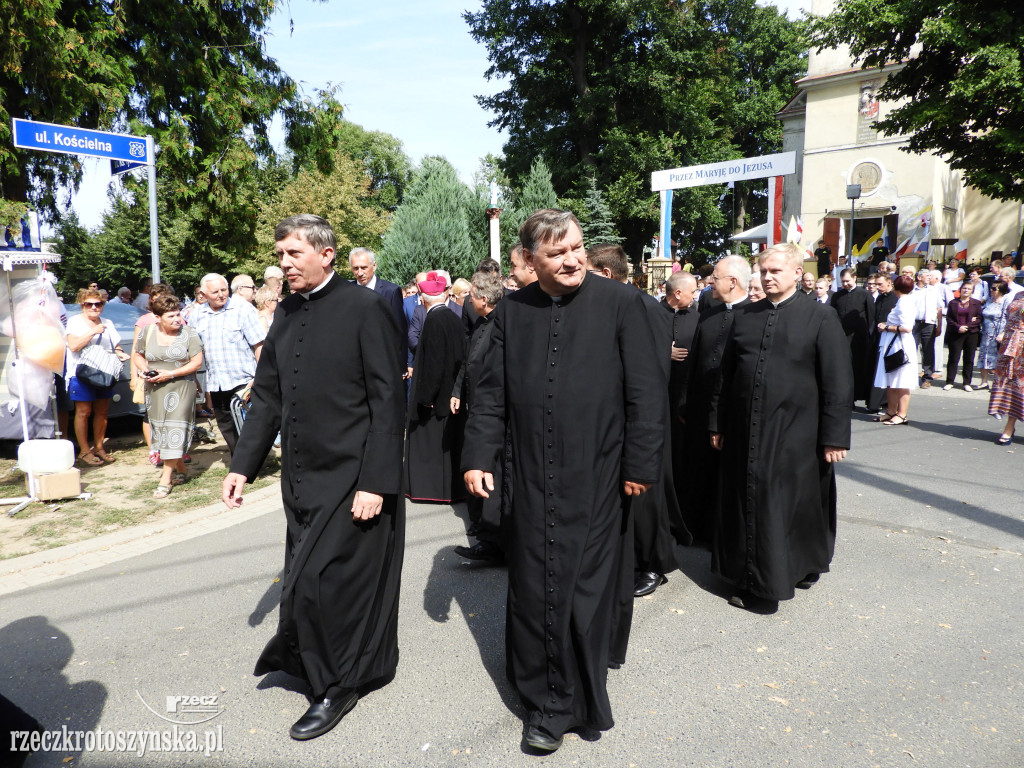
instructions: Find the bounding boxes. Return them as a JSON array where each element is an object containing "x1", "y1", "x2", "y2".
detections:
[{"x1": 64, "y1": 301, "x2": 145, "y2": 418}]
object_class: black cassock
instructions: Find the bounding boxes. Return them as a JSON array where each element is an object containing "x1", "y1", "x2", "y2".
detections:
[
  {"x1": 632, "y1": 293, "x2": 688, "y2": 575},
  {"x1": 406, "y1": 304, "x2": 466, "y2": 503},
  {"x1": 866, "y1": 290, "x2": 899, "y2": 412},
  {"x1": 830, "y1": 285, "x2": 874, "y2": 402},
  {"x1": 708, "y1": 292, "x2": 852, "y2": 601},
  {"x1": 463, "y1": 274, "x2": 665, "y2": 736},
  {"x1": 684, "y1": 297, "x2": 749, "y2": 544},
  {"x1": 662, "y1": 298, "x2": 701, "y2": 541},
  {"x1": 231, "y1": 274, "x2": 406, "y2": 701}
]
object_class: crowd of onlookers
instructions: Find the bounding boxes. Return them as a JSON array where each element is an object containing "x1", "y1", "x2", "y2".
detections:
[{"x1": 62, "y1": 242, "x2": 1024, "y2": 501}]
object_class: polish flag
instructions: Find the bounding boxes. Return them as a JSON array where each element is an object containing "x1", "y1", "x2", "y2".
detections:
[{"x1": 954, "y1": 239, "x2": 968, "y2": 260}]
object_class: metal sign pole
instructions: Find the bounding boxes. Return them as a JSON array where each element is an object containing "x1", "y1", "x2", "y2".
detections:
[{"x1": 146, "y1": 135, "x2": 160, "y2": 284}]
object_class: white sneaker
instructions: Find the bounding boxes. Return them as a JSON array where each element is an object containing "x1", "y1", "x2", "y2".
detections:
[
  {"x1": 942, "y1": 383, "x2": 954, "y2": 391},
  {"x1": 964, "y1": 385, "x2": 974, "y2": 392}
]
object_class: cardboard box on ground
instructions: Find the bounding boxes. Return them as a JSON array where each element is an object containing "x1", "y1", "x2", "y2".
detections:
[{"x1": 26, "y1": 469, "x2": 81, "y2": 501}]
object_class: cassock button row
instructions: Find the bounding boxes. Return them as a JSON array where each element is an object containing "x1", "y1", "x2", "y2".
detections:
[
  {"x1": 549, "y1": 539, "x2": 555, "y2": 545},
  {"x1": 549, "y1": 522, "x2": 555, "y2": 527},
  {"x1": 293, "y1": 368, "x2": 298, "y2": 373},
  {"x1": 553, "y1": 332, "x2": 558, "y2": 337}
]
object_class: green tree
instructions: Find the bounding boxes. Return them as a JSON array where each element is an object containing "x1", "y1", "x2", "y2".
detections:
[
  {"x1": 335, "y1": 121, "x2": 413, "y2": 212},
  {"x1": 251, "y1": 150, "x2": 390, "y2": 277},
  {"x1": 577, "y1": 176, "x2": 622, "y2": 248},
  {"x1": 0, "y1": 0, "x2": 339, "y2": 272},
  {"x1": 379, "y1": 157, "x2": 477, "y2": 285},
  {"x1": 810, "y1": 0, "x2": 1024, "y2": 202},
  {"x1": 465, "y1": 0, "x2": 805, "y2": 257}
]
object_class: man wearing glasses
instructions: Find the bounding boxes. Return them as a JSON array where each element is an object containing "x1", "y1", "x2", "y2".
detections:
[{"x1": 231, "y1": 274, "x2": 257, "y2": 305}]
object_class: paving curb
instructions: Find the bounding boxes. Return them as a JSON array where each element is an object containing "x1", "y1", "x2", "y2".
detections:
[{"x1": 0, "y1": 482, "x2": 282, "y2": 596}]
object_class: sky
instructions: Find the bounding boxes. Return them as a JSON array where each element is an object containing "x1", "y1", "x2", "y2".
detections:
[{"x1": 65, "y1": 0, "x2": 806, "y2": 231}]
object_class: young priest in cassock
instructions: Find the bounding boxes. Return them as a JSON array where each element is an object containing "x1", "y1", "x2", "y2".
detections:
[
  {"x1": 830, "y1": 267, "x2": 875, "y2": 406},
  {"x1": 708, "y1": 242, "x2": 853, "y2": 614},
  {"x1": 223, "y1": 214, "x2": 406, "y2": 741},
  {"x1": 405, "y1": 271, "x2": 467, "y2": 503},
  {"x1": 684, "y1": 255, "x2": 752, "y2": 546},
  {"x1": 463, "y1": 209, "x2": 666, "y2": 753}
]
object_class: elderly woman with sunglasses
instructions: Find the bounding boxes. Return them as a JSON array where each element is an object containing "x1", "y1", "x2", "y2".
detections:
[{"x1": 65, "y1": 288, "x2": 130, "y2": 465}]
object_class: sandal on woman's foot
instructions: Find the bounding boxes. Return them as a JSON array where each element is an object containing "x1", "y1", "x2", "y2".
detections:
[
  {"x1": 171, "y1": 472, "x2": 187, "y2": 486},
  {"x1": 153, "y1": 485, "x2": 172, "y2": 499},
  {"x1": 996, "y1": 432, "x2": 1014, "y2": 446},
  {"x1": 78, "y1": 452, "x2": 103, "y2": 466},
  {"x1": 873, "y1": 412, "x2": 896, "y2": 423},
  {"x1": 883, "y1": 415, "x2": 909, "y2": 426},
  {"x1": 95, "y1": 451, "x2": 116, "y2": 464}
]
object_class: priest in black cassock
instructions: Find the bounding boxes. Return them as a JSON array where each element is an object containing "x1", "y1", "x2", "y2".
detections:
[
  {"x1": 684, "y1": 255, "x2": 751, "y2": 546},
  {"x1": 223, "y1": 214, "x2": 406, "y2": 741},
  {"x1": 463, "y1": 210, "x2": 666, "y2": 754},
  {"x1": 586, "y1": 244, "x2": 689, "y2": 598},
  {"x1": 830, "y1": 267, "x2": 875, "y2": 405},
  {"x1": 866, "y1": 273, "x2": 899, "y2": 414},
  {"x1": 709, "y1": 242, "x2": 853, "y2": 614},
  {"x1": 406, "y1": 271, "x2": 467, "y2": 503}
]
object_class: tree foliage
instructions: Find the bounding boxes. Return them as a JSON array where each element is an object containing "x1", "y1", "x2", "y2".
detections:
[
  {"x1": 465, "y1": 0, "x2": 806, "y2": 261},
  {"x1": 378, "y1": 157, "x2": 477, "y2": 286},
  {"x1": 810, "y1": 0, "x2": 1024, "y2": 202},
  {"x1": 577, "y1": 176, "x2": 622, "y2": 248},
  {"x1": 251, "y1": 150, "x2": 390, "y2": 276},
  {"x1": 0, "y1": 0, "x2": 346, "y2": 275}
]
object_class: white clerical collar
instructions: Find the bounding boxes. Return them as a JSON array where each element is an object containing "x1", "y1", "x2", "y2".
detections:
[
  {"x1": 726, "y1": 295, "x2": 746, "y2": 309},
  {"x1": 769, "y1": 290, "x2": 797, "y2": 308},
  {"x1": 300, "y1": 271, "x2": 334, "y2": 299}
]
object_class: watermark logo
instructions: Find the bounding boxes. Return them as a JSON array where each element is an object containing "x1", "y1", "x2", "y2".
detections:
[{"x1": 136, "y1": 691, "x2": 225, "y2": 725}]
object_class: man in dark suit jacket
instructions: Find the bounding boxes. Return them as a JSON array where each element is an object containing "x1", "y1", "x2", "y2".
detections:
[
  {"x1": 351, "y1": 247, "x2": 407, "y2": 369},
  {"x1": 350, "y1": 247, "x2": 406, "y2": 333}
]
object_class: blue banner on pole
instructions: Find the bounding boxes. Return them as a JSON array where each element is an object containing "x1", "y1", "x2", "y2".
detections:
[
  {"x1": 12, "y1": 118, "x2": 150, "y2": 164},
  {"x1": 661, "y1": 190, "x2": 673, "y2": 259}
]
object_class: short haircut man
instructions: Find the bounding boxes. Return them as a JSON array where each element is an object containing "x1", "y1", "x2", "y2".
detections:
[
  {"x1": 223, "y1": 213, "x2": 406, "y2": 742},
  {"x1": 132, "y1": 277, "x2": 153, "y2": 310},
  {"x1": 586, "y1": 243, "x2": 629, "y2": 282},
  {"x1": 708, "y1": 241, "x2": 852, "y2": 613},
  {"x1": 463, "y1": 208, "x2": 667, "y2": 752},
  {"x1": 684, "y1": 254, "x2": 752, "y2": 545},
  {"x1": 508, "y1": 241, "x2": 536, "y2": 287},
  {"x1": 349, "y1": 246, "x2": 407, "y2": 363},
  {"x1": 191, "y1": 272, "x2": 266, "y2": 453},
  {"x1": 231, "y1": 273, "x2": 257, "y2": 303}
]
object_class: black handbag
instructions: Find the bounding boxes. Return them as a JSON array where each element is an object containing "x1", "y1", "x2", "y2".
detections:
[
  {"x1": 75, "y1": 330, "x2": 123, "y2": 389},
  {"x1": 883, "y1": 332, "x2": 909, "y2": 373}
]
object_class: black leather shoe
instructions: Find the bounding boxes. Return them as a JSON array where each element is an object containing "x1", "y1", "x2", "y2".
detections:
[
  {"x1": 633, "y1": 570, "x2": 667, "y2": 597},
  {"x1": 523, "y1": 724, "x2": 563, "y2": 752},
  {"x1": 728, "y1": 591, "x2": 779, "y2": 614},
  {"x1": 289, "y1": 691, "x2": 358, "y2": 740},
  {"x1": 454, "y1": 541, "x2": 505, "y2": 563},
  {"x1": 795, "y1": 572, "x2": 820, "y2": 589}
]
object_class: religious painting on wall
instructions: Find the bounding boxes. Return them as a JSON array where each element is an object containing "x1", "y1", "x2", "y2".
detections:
[{"x1": 857, "y1": 80, "x2": 881, "y2": 144}]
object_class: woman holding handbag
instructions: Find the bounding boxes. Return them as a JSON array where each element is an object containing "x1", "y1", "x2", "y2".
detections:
[
  {"x1": 132, "y1": 293, "x2": 204, "y2": 498},
  {"x1": 65, "y1": 288, "x2": 130, "y2": 465},
  {"x1": 872, "y1": 274, "x2": 918, "y2": 425},
  {"x1": 988, "y1": 288, "x2": 1024, "y2": 445}
]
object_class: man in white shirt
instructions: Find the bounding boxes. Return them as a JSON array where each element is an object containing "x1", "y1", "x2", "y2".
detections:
[
  {"x1": 108, "y1": 287, "x2": 132, "y2": 304},
  {"x1": 911, "y1": 270, "x2": 943, "y2": 388}
]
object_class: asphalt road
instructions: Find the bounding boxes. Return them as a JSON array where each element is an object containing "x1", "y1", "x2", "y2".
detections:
[{"x1": 1, "y1": 386, "x2": 1021, "y2": 768}]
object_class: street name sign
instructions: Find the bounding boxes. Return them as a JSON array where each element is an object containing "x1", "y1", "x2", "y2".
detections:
[{"x1": 12, "y1": 118, "x2": 150, "y2": 165}]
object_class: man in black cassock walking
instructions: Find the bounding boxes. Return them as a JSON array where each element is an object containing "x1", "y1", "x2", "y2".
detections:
[
  {"x1": 406, "y1": 271, "x2": 467, "y2": 503},
  {"x1": 223, "y1": 214, "x2": 406, "y2": 741},
  {"x1": 830, "y1": 267, "x2": 875, "y2": 406},
  {"x1": 709, "y1": 242, "x2": 853, "y2": 614},
  {"x1": 463, "y1": 209, "x2": 666, "y2": 753},
  {"x1": 684, "y1": 255, "x2": 751, "y2": 546}
]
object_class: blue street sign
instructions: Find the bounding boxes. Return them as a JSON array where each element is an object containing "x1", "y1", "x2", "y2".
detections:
[
  {"x1": 111, "y1": 158, "x2": 147, "y2": 175},
  {"x1": 12, "y1": 118, "x2": 150, "y2": 164}
]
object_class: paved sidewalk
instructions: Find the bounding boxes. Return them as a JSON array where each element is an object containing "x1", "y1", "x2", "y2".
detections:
[{"x1": 0, "y1": 485, "x2": 282, "y2": 596}]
